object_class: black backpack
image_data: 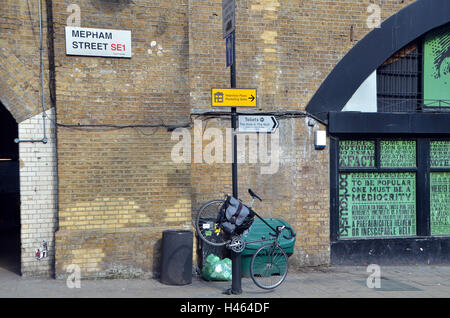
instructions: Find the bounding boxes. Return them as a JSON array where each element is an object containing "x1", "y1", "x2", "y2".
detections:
[{"x1": 217, "y1": 195, "x2": 255, "y2": 235}]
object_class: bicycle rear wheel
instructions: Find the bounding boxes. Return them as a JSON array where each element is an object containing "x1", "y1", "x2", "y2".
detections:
[
  {"x1": 195, "y1": 199, "x2": 229, "y2": 247},
  {"x1": 250, "y1": 243, "x2": 288, "y2": 289}
]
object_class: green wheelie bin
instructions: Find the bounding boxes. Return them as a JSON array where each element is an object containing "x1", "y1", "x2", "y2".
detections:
[{"x1": 240, "y1": 218, "x2": 296, "y2": 277}]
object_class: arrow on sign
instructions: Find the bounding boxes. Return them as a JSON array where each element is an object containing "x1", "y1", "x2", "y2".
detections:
[
  {"x1": 271, "y1": 116, "x2": 279, "y2": 130},
  {"x1": 248, "y1": 95, "x2": 255, "y2": 102}
]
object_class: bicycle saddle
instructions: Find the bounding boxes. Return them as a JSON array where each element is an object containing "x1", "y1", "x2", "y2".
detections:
[{"x1": 248, "y1": 188, "x2": 262, "y2": 201}]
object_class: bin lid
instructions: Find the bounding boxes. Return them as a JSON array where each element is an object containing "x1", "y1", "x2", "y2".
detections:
[{"x1": 241, "y1": 218, "x2": 296, "y2": 252}]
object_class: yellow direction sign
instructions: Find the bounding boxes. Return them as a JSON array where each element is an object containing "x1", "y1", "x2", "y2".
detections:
[{"x1": 211, "y1": 88, "x2": 257, "y2": 107}]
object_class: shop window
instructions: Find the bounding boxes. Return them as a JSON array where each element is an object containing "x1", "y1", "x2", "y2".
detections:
[
  {"x1": 430, "y1": 141, "x2": 450, "y2": 235},
  {"x1": 338, "y1": 139, "x2": 417, "y2": 239},
  {"x1": 377, "y1": 42, "x2": 422, "y2": 112},
  {"x1": 339, "y1": 172, "x2": 416, "y2": 239},
  {"x1": 430, "y1": 172, "x2": 450, "y2": 235},
  {"x1": 380, "y1": 140, "x2": 416, "y2": 168},
  {"x1": 377, "y1": 23, "x2": 450, "y2": 112},
  {"x1": 335, "y1": 139, "x2": 450, "y2": 240},
  {"x1": 430, "y1": 140, "x2": 450, "y2": 168},
  {"x1": 424, "y1": 24, "x2": 450, "y2": 108},
  {"x1": 339, "y1": 140, "x2": 375, "y2": 168}
]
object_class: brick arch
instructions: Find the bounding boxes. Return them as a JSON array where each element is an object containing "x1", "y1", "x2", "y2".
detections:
[
  {"x1": 306, "y1": 0, "x2": 450, "y2": 123},
  {"x1": 0, "y1": 41, "x2": 45, "y2": 124}
]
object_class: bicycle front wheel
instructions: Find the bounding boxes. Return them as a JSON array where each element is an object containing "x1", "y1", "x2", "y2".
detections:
[
  {"x1": 195, "y1": 199, "x2": 229, "y2": 247},
  {"x1": 250, "y1": 243, "x2": 288, "y2": 290}
]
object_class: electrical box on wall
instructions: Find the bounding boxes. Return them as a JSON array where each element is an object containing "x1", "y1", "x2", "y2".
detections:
[{"x1": 314, "y1": 130, "x2": 327, "y2": 150}]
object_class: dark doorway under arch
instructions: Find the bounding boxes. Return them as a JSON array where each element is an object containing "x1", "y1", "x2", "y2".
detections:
[{"x1": 0, "y1": 102, "x2": 20, "y2": 275}]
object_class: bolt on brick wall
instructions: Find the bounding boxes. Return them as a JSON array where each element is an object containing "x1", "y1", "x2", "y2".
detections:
[{"x1": 19, "y1": 108, "x2": 58, "y2": 277}]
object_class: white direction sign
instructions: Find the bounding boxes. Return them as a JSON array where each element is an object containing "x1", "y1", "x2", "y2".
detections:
[
  {"x1": 238, "y1": 116, "x2": 279, "y2": 133},
  {"x1": 222, "y1": 0, "x2": 235, "y2": 38}
]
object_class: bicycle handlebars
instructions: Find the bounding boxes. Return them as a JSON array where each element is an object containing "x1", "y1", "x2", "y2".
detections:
[
  {"x1": 248, "y1": 188, "x2": 262, "y2": 201},
  {"x1": 268, "y1": 225, "x2": 296, "y2": 240}
]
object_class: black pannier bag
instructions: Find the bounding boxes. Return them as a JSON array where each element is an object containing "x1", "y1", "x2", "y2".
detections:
[{"x1": 217, "y1": 195, "x2": 255, "y2": 235}]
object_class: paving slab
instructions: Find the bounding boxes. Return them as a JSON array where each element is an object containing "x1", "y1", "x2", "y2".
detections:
[{"x1": 1, "y1": 265, "x2": 450, "y2": 298}]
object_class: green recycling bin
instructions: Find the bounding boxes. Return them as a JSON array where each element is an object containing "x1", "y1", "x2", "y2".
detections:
[{"x1": 241, "y1": 218, "x2": 296, "y2": 277}]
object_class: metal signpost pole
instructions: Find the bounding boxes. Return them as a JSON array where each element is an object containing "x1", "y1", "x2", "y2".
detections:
[
  {"x1": 221, "y1": 0, "x2": 241, "y2": 295},
  {"x1": 229, "y1": 29, "x2": 242, "y2": 295},
  {"x1": 231, "y1": 31, "x2": 238, "y2": 200}
]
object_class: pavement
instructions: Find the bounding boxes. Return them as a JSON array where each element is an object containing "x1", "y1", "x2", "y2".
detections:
[{"x1": 1, "y1": 264, "x2": 450, "y2": 298}]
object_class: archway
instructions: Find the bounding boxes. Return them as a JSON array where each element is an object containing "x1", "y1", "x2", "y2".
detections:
[
  {"x1": 306, "y1": 0, "x2": 450, "y2": 123},
  {"x1": 308, "y1": 0, "x2": 450, "y2": 264},
  {"x1": 0, "y1": 101, "x2": 20, "y2": 275}
]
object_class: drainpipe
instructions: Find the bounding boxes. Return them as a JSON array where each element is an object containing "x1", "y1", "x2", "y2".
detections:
[{"x1": 14, "y1": 0, "x2": 48, "y2": 144}]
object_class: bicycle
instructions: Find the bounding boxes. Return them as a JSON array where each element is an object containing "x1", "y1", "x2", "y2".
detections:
[{"x1": 195, "y1": 189, "x2": 296, "y2": 290}]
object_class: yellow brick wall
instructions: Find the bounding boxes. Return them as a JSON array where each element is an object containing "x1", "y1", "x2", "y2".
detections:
[
  {"x1": 0, "y1": 0, "x2": 418, "y2": 278},
  {"x1": 189, "y1": 0, "x2": 416, "y2": 268},
  {"x1": 52, "y1": 0, "x2": 191, "y2": 278},
  {"x1": 0, "y1": 0, "x2": 53, "y2": 122}
]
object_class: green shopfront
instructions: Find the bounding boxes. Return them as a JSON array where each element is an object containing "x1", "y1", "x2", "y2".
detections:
[
  {"x1": 307, "y1": 0, "x2": 450, "y2": 264},
  {"x1": 337, "y1": 139, "x2": 450, "y2": 238},
  {"x1": 329, "y1": 134, "x2": 450, "y2": 264}
]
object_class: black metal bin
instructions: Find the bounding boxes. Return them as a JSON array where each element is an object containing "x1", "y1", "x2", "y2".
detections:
[{"x1": 160, "y1": 230, "x2": 193, "y2": 285}]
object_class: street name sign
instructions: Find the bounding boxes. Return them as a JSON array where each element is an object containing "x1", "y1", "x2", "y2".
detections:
[
  {"x1": 212, "y1": 88, "x2": 257, "y2": 107},
  {"x1": 238, "y1": 116, "x2": 279, "y2": 133},
  {"x1": 226, "y1": 33, "x2": 234, "y2": 67},
  {"x1": 222, "y1": 0, "x2": 235, "y2": 38},
  {"x1": 65, "y1": 26, "x2": 132, "y2": 58}
]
